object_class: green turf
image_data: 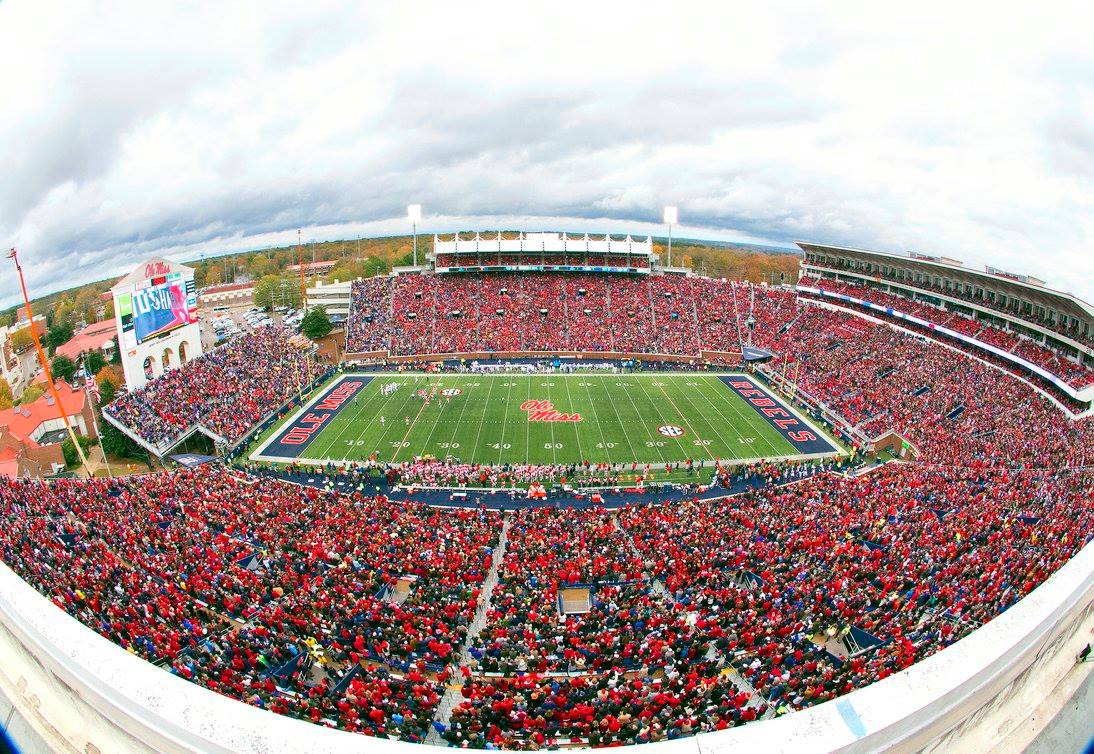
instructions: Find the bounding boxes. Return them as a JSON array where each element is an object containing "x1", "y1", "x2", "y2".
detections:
[{"x1": 289, "y1": 373, "x2": 801, "y2": 466}]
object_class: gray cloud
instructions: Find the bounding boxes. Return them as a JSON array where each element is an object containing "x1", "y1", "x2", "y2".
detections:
[{"x1": 1, "y1": 1, "x2": 1092, "y2": 309}]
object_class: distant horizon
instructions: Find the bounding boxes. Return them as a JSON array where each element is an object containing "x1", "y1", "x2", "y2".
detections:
[
  {"x1": 10, "y1": 214, "x2": 1094, "y2": 313},
  {"x1": 1, "y1": 215, "x2": 804, "y2": 310},
  {"x1": 3, "y1": 3, "x2": 1090, "y2": 311}
]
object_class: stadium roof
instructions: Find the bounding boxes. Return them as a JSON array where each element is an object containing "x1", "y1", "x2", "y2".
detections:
[{"x1": 797, "y1": 241, "x2": 1094, "y2": 322}]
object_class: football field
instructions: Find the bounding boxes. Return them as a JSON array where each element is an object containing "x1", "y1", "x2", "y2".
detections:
[{"x1": 252, "y1": 372, "x2": 838, "y2": 467}]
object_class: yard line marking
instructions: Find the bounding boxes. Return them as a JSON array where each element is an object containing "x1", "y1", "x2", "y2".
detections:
[
  {"x1": 417, "y1": 375, "x2": 466, "y2": 458},
  {"x1": 616, "y1": 376, "x2": 675, "y2": 466},
  {"x1": 470, "y1": 376, "x2": 496, "y2": 463},
  {"x1": 546, "y1": 377, "x2": 557, "y2": 464},
  {"x1": 524, "y1": 377, "x2": 532, "y2": 465},
  {"x1": 693, "y1": 377, "x2": 784, "y2": 459},
  {"x1": 674, "y1": 376, "x2": 756, "y2": 461},
  {"x1": 496, "y1": 376, "x2": 518, "y2": 465},
  {"x1": 636, "y1": 377, "x2": 710, "y2": 462},
  {"x1": 362, "y1": 378, "x2": 423, "y2": 462},
  {"x1": 713, "y1": 376, "x2": 786, "y2": 458},
  {"x1": 649, "y1": 378, "x2": 717, "y2": 461},
  {"x1": 384, "y1": 378, "x2": 436, "y2": 462},
  {"x1": 585, "y1": 375, "x2": 638, "y2": 463},
  {"x1": 288, "y1": 375, "x2": 382, "y2": 462},
  {"x1": 561, "y1": 374, "x2": 591, "y2": 464},
  {"x1": 391, "y1": 390, "x2": 433, "y2": 462},
  {"x1": 329, "y1": 378, "x2": 404, "y2": 460}
]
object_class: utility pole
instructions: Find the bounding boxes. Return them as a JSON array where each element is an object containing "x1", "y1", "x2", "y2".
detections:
[
  {"x1": 7, "y1": 248, "x2": 89, "y2": 470},
  {"x1": 663, "y1": 206, "x2": 677, "y2": 268},
  {"x1": 296, "y1": 229, "x2": 307, "y2": 309},
  {"x1": 408, "y1": 204, "x2": 422, "y2": 267},
  {"x1": 82, "y1": 353, "x2": 112, "y2": 478}
]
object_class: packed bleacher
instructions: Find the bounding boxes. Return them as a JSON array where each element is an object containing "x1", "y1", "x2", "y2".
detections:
[
  {"x1": 3, "y1": 459, "x2": 1087, "y2": 746},
  {"x1": 348, "y1": 273, "x2": 710, "y2": 356},
  {"x1": 1, "y1": 268, "x2": 1093, "y2": 748},
  {"x1": 0, "y1": 468, "x2": 499, "y2": 741},
  {"x1": 104, "y1": 328, "x2": 325, "y2": 448},
  {"x1": 802, "y1": 277, "x2": 1094, "y2": 388},
  {"x1": 347, "y1": 272, "x2": 1093, "y2": 394},
  {"x1": 804, "y1": 258, "x2": 1094, "y2": 349}
]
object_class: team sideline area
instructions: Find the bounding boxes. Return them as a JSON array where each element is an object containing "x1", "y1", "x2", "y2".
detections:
[{"x1": 249, "y1": 372, "x2": 836, "y2": 467}]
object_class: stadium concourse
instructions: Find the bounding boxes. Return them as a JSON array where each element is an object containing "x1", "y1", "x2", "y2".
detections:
[{"x1": 1, "y1": 267, "x2": 1092, "y2": 749}]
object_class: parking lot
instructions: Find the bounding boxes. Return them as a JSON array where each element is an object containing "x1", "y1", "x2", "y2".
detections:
[{"x1": 199, "y1": 304, "x2": 304, "y2": 350}]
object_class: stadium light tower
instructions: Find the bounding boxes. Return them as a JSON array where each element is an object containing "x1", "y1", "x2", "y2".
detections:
[
  {"x1": 663, "y1": 206, "x2": 677, "y2": 267},
  {"x1": 408, "y1": 204, "x2": 422, "y2": 267}
]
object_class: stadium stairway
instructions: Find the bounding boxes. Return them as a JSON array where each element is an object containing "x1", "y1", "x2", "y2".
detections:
[
  {"x1": 612, "y1": 513, "x2": 772, "y2": 715},
  {"x1": 427, "y1": 516, "x2": 512, "y2": 743}
]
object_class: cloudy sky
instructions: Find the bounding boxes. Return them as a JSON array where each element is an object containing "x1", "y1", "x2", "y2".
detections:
[{"x1": 1, "y1": 1, "x2": 1092, "y2": 308}]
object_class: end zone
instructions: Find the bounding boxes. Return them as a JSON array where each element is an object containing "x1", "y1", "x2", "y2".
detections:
[
  {"x1": 251, "y1": 375, "x2": 373, "y2": 461},
  {"x1": 719, "y1": 375, "x2": 839, "y2": 456}
]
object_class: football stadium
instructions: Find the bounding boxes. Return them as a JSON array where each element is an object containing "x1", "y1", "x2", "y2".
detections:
[{"x1": 0, "y1": 227, "x2": 1091, "y2": 753}]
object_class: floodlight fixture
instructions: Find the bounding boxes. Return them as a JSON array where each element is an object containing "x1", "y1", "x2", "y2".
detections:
[
  {"x1": 408, "y1": 204, "x2": 423, "y2": 266},
  {"x1": 663, "y1": 206, "x2": 678, "y2": 266}
]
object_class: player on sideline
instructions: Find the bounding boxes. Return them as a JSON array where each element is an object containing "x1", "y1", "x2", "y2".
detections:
[{"x1": 380, "y1": 415, "x2": 385, "y2": 427}]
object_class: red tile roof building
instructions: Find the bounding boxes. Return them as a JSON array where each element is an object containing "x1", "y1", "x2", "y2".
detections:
[
  {"x1": 0, "y1": 381, "x2": 95, "y2": 479},
  {"x1": 55, "y1": 320, "x2": 117, "y2": 362}
]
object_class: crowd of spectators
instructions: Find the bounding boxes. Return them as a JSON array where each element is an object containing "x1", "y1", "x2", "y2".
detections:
[
  {"x1": 3, "y1": 456, "x2": 1086, "y2": 746},
  {"x1": 346, "y1": 271, "x2": 1092, "y2": 394},
  {"x1": 440, "y1": 463, "x2": 1091, "y2": 747},
  {"x1": 348, "y1": 273, "x2": 710, "y2": 355},
  {"x1": 804, "y1": 258, "x2": 1094, "y2": 348},
  {"x1": 345, "y1": 276, "x2": 392, "y2": 353},
  {"x1": 804, "y1": 277, "x2": 1093, "y2": 388},
  {"x1": 747, "y1": 301, "x2": 1094, "y2": 467},
  {"x1": 2, "y1": 268, "x2": 1093, "y2": 748},
  {"x1": 105, "y1": 329, "x2": 324, "y2": 448},
  {"x1": 0, "y1": 468, "x2": 500, "y2": 741}
]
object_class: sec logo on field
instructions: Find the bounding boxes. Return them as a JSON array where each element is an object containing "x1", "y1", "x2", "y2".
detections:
[
  {"x1": 441, "y1": 388, "x2": 463, "y2": 397},
  {"x1": 657, "y1": 425, "x2": 685, "y2": 437}
]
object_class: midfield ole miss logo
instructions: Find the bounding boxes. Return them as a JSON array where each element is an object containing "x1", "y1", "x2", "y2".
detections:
[{"x1": 520, "y1": 399, "x2": 582, "y2": 423}]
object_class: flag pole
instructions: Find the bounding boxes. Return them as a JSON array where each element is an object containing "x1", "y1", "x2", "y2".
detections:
[
  {"x1": 7, "y1": 248, "x2": 90, "y2": 471},
  {"x1": 297, "y1": 230, "x2": 307, "y2": 309}
]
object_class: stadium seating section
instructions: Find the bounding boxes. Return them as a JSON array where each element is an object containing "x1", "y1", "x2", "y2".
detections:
[
  {"x1": 804, "y1": 259, "x2": 1094, "y2": 349},
  {"x1": 104, "y1": 328, "x2": 325, "y2": 448},
  {"x1": 802, "y1": 277, "x2": 1094, "y2": 388},
  {"x1": 1, "y1": 270, "x2": 1091, "y2": 748},
  {"x1": 345, "y1": 273, "x2": 1093, "y2": 391}
]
